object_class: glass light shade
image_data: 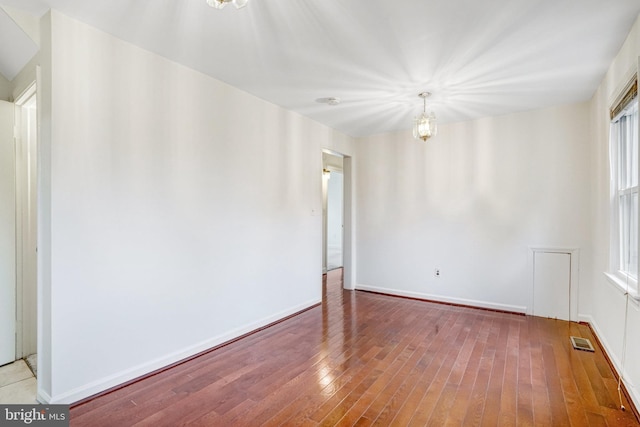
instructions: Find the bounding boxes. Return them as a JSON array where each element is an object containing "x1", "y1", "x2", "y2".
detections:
[
  {"x1": 207, "y1": 0, "x2": 227, "y2": 9},
  {"x1": 413, "y1": 112, "x2": 437, "y2": 141},
  {"x1": 233, "y1": 0, "x2": 249, "y2": 8}
]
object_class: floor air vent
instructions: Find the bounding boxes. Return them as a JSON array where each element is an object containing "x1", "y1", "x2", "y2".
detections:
[{"x1": 570, "y1": 336, "x2": 595, "y2": 352}]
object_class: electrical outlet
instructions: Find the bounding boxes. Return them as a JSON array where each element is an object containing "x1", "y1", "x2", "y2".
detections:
[{"x1": 435, "y1": 268, "x2": 440, "y2": 277}]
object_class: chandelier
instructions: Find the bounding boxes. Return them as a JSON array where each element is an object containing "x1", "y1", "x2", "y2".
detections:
[
  {"x1": 413, "y1": 92, "x2": 437, "y2": 141},
  {"x1": 206, "y1": 0, "x2": 248, "y2": 9}
]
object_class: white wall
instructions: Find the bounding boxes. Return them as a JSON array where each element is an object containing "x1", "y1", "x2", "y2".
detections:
[
  {"x1": 39, "y1": 12, "x2": 53, "y2": 404},
  {"x1": 0, "y1": 74, "x2": 12, "y2": 101},
  {"x1": 0, "y1": 100, "x2": 16, "y2": 366},
  {"x1": 589, "y1": 14, "x2": 640, "y2": 409},
  {"x1": 43, "y1": 11, "x2": 355, "y2": 403},
  {"x1": 355, "y1": 103, "x2": 591, "y2": 314},
  {"x1": 11, "y1": 55, "x2": 38, "y2": 103}
]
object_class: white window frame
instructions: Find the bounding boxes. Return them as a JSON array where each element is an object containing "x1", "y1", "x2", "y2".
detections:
[{"x1": 608, "y1": 93, "x2": 639, "y2": 297}]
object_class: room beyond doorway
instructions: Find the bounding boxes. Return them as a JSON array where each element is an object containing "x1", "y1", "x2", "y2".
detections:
[{"x1": 322, "y1": 152, "x2": 344, "y2": 273}]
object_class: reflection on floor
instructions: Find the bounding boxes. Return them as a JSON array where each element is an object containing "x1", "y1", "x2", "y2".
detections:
[
  {"x1": 322, "y1": 267, "x2": 343, "y2": 295},
  {"x1": 0, "y1": 359, "x2": 37, "y2": 404}
]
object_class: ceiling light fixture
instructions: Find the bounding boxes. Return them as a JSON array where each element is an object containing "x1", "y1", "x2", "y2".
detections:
[
  {"x1": 413, "y1": 92, "x2": 437, "y2": 141},
  {"x1": 206, "y1": 0, "x2": 248, "y2": 10}
]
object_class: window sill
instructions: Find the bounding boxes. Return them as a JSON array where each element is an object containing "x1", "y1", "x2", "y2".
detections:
[{"x1": 603, "y1": 272, "x2": 640, "y2": 302}]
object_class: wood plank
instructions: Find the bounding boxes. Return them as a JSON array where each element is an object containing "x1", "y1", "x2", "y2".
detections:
[
  {"x1": 497, "y1": 320, "x2": 520, "y2": 427},
  {"x1": 479, "y1": 318, "x2": 508, "y2": 426}
]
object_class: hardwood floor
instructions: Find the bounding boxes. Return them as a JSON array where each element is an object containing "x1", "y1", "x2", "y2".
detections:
[{"x1": 70, "y1": 269, "x2": 639, "y2": 426}]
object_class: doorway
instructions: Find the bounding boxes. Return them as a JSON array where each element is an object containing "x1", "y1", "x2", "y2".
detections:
[
  {"x1": 14, "y1": 84, "x2": 38, "y2": 370},
  {"x1": 322, "y1": 149, "x2": 353, "y2": 290},
  {"x1": 322, "y1": 152, "x2": 343, "y2": 273},
  {"x1": 0, "y1": 82, "x2": 39, "y2": 378},
  {"x1": 323, "y1": 154, "x2": 343, "y2": 272}
]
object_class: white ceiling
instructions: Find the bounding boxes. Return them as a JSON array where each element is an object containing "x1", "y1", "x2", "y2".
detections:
[
  {"x1": 0, "y1": 7, "x2": 38, "y2": 81},
  {"x1": 2, "y1": 0, "x2": 640, "y2": 137}
]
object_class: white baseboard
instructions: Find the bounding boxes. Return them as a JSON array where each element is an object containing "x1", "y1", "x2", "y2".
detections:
[
  {"x1": 49, "y1": 298, "x2": 321, "y2": 404},
  {"x1": 583, "y1": 315, "x2": 640, "y2": 413},
  {"x1": 578, "y1": 313, "x2": 594, "y2": 324},
  {"x1": 37, "y1": 389, "x2": 52, "y2": 404},
  {"x1": 355, "y1": 284, "x2": 527, "y2": 314}
]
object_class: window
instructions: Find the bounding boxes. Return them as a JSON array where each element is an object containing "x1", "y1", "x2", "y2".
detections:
[{"x1": 610, "y1": 86, "x2": 639, "y2": 289}]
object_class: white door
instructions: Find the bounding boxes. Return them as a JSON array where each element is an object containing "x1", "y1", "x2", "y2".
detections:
[
  {"x1": 533, "y1": 251, "x2": 571, "y2": 321},
  {"x1": 0, "y1": 100, "x2": 15, "y2": 366}
]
